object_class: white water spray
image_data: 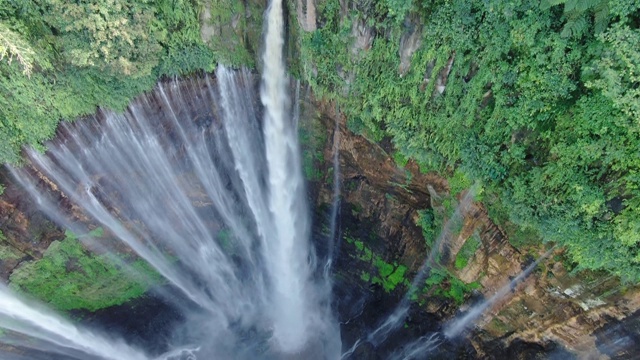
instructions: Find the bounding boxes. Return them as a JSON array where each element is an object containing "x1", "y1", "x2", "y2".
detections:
[
  {"x1": 260, "y1": 0, "x2": 321, "y2": 351},
  {"x1": 7, "y1": 4, "x2": 339, "y2": 355},
  {"x1": 389, "y1": 333, "x2": 442, "y2": 360},
  {"x1": 0, "y1": 286, "x2": 147, "y2": 360}
]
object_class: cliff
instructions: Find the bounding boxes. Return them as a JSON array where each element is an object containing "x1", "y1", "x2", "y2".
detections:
[
  {"x1": 0, "y1": 0, "x2": 638, "y2": 358},
  {"x1": 300, "y1": 92, "x2": 640, "y2": 358}
]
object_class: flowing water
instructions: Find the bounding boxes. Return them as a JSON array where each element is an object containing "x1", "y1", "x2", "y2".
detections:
[
  {"x1": 0, "y1": 0, "x2": 579, "y2": 358},
  {"x1": 3, "y1": 0, "x2": 339, "y2": 358},
  {"x1": 0, "y1": 285, "x2": 147, "y2": 360},
  {"x1": 324, "y1": 112, "x2": 341, "y2": 278},
  {"x1": 365, "y1": 188, "x2": 476, "y2": 348},
  {"x1": 443, "y1": 247, "x2": 555, "y2": 339}
]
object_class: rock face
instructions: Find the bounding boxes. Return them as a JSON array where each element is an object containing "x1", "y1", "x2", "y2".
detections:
[
  {"x1": 199, "y1": 0, "x2": 265, "y2": 66},
  {"x1": 296, "y1": 0, "x2": 317, "y2": 31},
  {"x1": 312, "y1": 100, "x2": 447, "y2": 264},
  {"x1": 0, "y1": 171, "x2": 66, "y2": 279},
  {"x1": 303, "y1": 93, "x2": 640, "y2": 358},
  {"x1": 0, "y1": 74, "x2": 638, "y2": 358}
]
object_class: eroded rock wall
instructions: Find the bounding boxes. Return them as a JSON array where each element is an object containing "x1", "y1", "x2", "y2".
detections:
[{"x1": 303, "y1": 92, "x2": 640, "y2": 358}]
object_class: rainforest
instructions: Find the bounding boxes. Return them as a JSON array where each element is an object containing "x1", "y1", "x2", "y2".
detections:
[{"x1": 0, "y1": 0, "x2": 638, "y2": 359}]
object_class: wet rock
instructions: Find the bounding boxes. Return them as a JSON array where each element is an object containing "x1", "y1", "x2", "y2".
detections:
[
  {"x1": 308, "y1": 93, "x2": 640, "y2": 358},
  {"x1": 296, "y1": 0, "x2": 317, "y2": 31}
]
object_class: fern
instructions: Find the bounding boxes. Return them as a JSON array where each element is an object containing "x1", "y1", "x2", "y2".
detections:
[
  {"x1": 540, "y1": 0, "x2": 609, "y2": 38},
  {"x1": 568, "y1": 0, "x2": 596, "y2": 13},
  {"x1": 561, "y1": 16, "x2": 588, "y2": 38},
  {"x1": 593, "y1": 2, "x2": 609, "y2": 34},
  {"x1": 540, "y1": 0, "x2": 566, "y2": 11}
]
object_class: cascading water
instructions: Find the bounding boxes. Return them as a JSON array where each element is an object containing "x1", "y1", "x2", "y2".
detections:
[
  {"x1": 388, "y1": 333, "x2": 442, "y2": 360},
  {"x1": 260, "y1": 0, "x2": 322, "y2": 349},
  {"x1": 363, "y1": 187, "x2": 476, "y2": 348},
  {"x1": 443, "y1": 247, "x2": 555, "y2": 339},
  {"x1": 0, "y1": 0, "x2": 589, "y2": 358},
  {"x1": 2, "y1": 0, "x2": 339, "y2": 358},
  {"x1": 0, "y1": 285, "x2": 147, "y2": 360},
  {"x1": 324, "y1": 112, "x2": 341, "y2": 278}
]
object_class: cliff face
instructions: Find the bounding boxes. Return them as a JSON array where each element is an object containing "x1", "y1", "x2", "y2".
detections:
[
  {"x1": 289, "y1": 0, "x2": 640, "y2": 356},
  {"x1": 300, "y1": 92, "x2": 640, "y2": 358},
  {"x1": 0, "y1": 1, "x2": 637, "y2": 356},
  {"x1": 0, "y1": 71, "x2": 637, "y2": 358},
  {"x1": 0, "y1": 174, "x2": 65, "y2": 279}
]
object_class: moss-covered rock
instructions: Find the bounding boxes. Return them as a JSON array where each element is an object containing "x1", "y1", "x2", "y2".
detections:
[{"x1": 9, "y1": 229, "x2": 162, "y2": 312}]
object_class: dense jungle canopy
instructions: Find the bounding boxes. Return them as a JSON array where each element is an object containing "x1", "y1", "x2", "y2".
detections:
[{"x1": 0, "y1": 0, "x2": 638, "y2": 282}]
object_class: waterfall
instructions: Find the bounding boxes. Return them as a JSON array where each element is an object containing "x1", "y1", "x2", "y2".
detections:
[
  {"x1": 0, "y1": 285, "x2": 147, "y2": 360},
  {"x1": 325, "y1": 111, "x2": 341, "y2": 278},
  {"x1": 5, "y1": 0, "x2": 339, "y2": 357},
  {"x1": 365, "y1": 187, "x2": 476, "y2": 347},
  {"x1": 389, "y1": 333, "x2": 442, "y2": 360},
  {"x1": 260, "y1": 0, "x2": 318, "y2": 351},
  {"x1": 0, "y1": 0, "x2": 579, "y2": 357}
]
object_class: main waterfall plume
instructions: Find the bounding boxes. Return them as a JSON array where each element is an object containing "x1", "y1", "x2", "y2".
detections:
[
  {"x1": 4, "y1": 0, "x2": 339, "y2": 357},
  {"x1": 259, "y1": 0, "x2": 321, "y2": 350}
]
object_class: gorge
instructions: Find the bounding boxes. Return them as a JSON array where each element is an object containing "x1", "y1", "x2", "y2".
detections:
[{"x1": 0, "y1": 0, "x2": 639, "y2": 359}]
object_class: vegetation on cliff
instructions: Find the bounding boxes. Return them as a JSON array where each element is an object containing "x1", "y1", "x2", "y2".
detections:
[
  {"x1": 0, "y1": 0, "x2": 638, "y2": 316},
  {"x1": 300, "y1": 0, "x2": 640, "y2": 281},
  {"x1": 9, "y1": 228, "x2": 162, "y2": 311},
  {"x1": 0, "y1": 0, "x2": 265, "y2": 312},
  {"x1": 0, "y1": 0, "x2": 253, "y2": 164}
]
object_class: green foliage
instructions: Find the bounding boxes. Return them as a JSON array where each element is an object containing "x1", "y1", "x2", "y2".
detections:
[
  {"x1": 393, "y1": 151, "x2": 409, "y2": 168},
  {"x1": 416, "y1": 208, "x2": 436, "y2": 246},
  {"x1": 0, "y1": 22, "x2": 36, "y2": 76},
  {"x1": 155, "y1": 0, "x2": 217, "y2": 75},
  {"x1": 298, "y1": 111, "x2": 327, "y2": 181},
  {"x1": 346, "y1": 234, "x2": 409, "y2": 292},
  {"x1": 302, "y1": 0, "x2": 640, "y2": 281},
  {"x1": 9, "y1": 229, "x2": 162, "y2": 311},
  {"x1": 385, "y1": 0, "x2": 413, "y2": 25},
  {"x1": 302, "y1": 147, "x2": 324, "y2": 180},
  {"x1": 354, "y1": 240, "x2": 364, "y2": 251},
  {"x1": 448, "y1": 169, "x2": 472, "y2": 197},
  {"x1": 455, "y1": 233, "x2": 481, "y2": 269},
  {"x1": 584, "y1": 23, "x2": 640, "y2": 122},
  {"x1": 199, "y1": 0, "x2": 260, "y2": 67},
  {"x1": 0, "y1": 0, "x2": 241, "y2": 164},
  {"x1": 0, "y1": 228, "x2": 22, "y2": 261},
  {"x1": 38, "y1": 0, "x2": 163, "y2": 76},
  {"x1": 540, "y1": 0, "x2": 610, "y2": 38},
  {"x1": 423, "y1": 268, "x2": 481, "y2": 305},
  {"x1": 372, "y1": 261, "x2": 407, "y2": 292}
]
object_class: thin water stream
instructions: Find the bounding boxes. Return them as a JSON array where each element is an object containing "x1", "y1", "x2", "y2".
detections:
[{"x1": 444, "y1": 247, "x2": 556, "y2": 339}]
